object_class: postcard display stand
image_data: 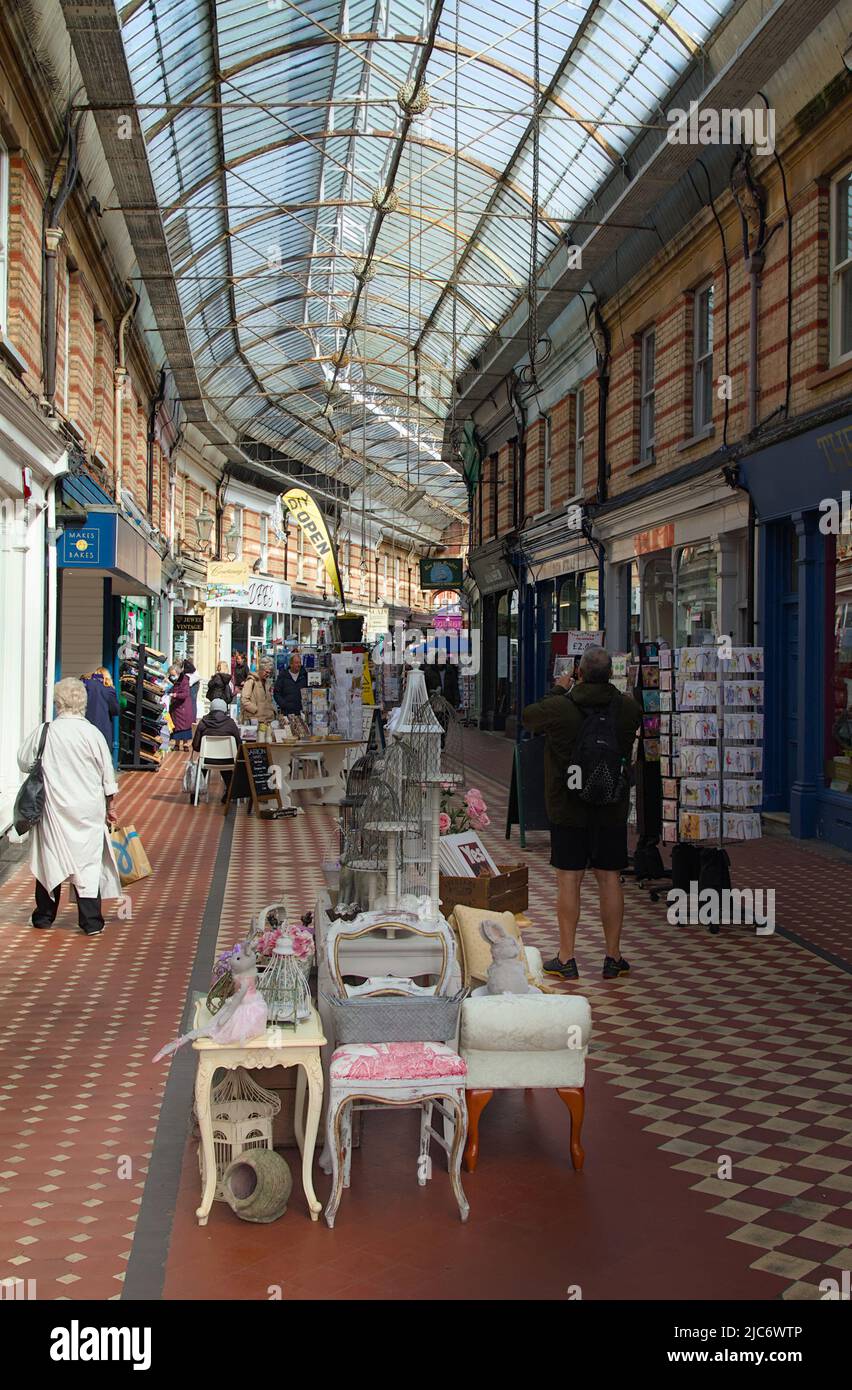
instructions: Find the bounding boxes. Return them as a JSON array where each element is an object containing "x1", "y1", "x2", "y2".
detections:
[
  {"x1": 665, "y1": 647, "x2": 764, "y2": 846},
  {"x1": 630, "y1": 643, "x2": 668, "y2": 844},
  {"x1": 331, "y1": 651, "x2": 364, "y2": 740},
  {"x1": 119, "y1": 642, "x2": 167, "y2": 771}
]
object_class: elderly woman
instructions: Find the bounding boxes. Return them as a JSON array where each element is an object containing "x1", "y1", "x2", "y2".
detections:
[
  {"x1": 240, "y1": 658, "x2": 276, "y2": 722},
  {"x1": 168, "y1": 663, "x2": 194, "y2": 749},
  {"x1": 17, "y1": 677, "x2": 121, "y2": 936}
]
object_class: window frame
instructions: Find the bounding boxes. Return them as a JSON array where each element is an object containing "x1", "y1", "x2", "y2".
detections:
[
  {"x1": 639, "y1": 327, "x2": 656, "y2": 463},
  {"x1": 692, "y1": 282, "x2": 715, "y2": 433},
  {"x1": 830, "y1": 163, "x2": 852, "y2": 366}
]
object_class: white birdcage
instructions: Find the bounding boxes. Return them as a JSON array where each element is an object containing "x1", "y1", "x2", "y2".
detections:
[
  {"x1": 258, "y1": 934, "x2": 313, "y2": 1025},
  {"x1": 394, "y1": 668, "x2": 444, "y2": 783},
  {"x1": 196, "y1": 1067, "x2": 281, "y2": 1201}
]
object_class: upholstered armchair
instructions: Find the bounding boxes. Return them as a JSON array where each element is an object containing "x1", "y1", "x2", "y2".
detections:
[{"x1": 458, "y1": 992, "x2": 592, "y2": 1172}]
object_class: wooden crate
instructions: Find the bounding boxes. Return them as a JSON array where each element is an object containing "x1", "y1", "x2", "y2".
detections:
[{"x1": 439, "y1": 863, "x2": 528, "y2": 917}]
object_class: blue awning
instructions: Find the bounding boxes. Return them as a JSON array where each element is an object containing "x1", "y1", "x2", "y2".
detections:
[{"x1": 59, "y1": 472, "x2": 115, "y2": 508}]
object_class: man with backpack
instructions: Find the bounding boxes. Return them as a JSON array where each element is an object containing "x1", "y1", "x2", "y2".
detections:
[{"x1": 522, "y1": 645, "x2": 642, "y2": 980}]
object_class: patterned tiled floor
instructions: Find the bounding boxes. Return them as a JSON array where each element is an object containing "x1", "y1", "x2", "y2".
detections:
[
  {"x1": 2, "y1": 729, "x2": 851, "y2": 1300},
  {"x1": 0, "y1": 751, "x2": 223, "y2": 1300}
]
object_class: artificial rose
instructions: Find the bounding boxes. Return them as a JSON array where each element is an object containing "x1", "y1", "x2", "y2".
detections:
[
  {"x1": 472, "y1": 813, "x2": 490, "y2": 828},
  {"x1": 439, "y1": 812, "x2": 452, "y2": 833},
  {"x1": 466, "y1": 796, "x2": 487, "y2": 817}
]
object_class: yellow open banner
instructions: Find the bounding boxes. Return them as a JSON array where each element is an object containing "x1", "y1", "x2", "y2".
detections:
[{"x1": 279, "y1": 489, "x2": 345, "y2": 605}]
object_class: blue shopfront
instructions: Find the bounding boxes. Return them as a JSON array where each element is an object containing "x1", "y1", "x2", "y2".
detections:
[
  {"x1": 56, "y1": 474, "x2": 163, "y2": 763},
  {"x1": 739, "y1": 410, "x2": 852, "y2": 851}
]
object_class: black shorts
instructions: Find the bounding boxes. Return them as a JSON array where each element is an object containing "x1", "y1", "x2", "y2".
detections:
[{"x1": 549, "y1": 822, "x2": 628, "y2": 872}]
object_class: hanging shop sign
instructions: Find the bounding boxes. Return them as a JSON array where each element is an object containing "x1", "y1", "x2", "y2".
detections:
[
  {"x1": 420, "y1": 556, "x2": 463, "y2": 589},
  {"x1": 555, "y1": 629, "x2": 605, "y2": 657},
  {"x1": 279, "y1": 488, "x2": 345, "y2": 603},
  {"x1": 206, "y1": 577, "x2": 292, "y2": 614},
  {"x1": 174, "y1": 613, "x2": 204, "y2": 632},
  {"x1": 207, "y1": 560, "x2": 249, "y2": 585},
  {"x1": 434, "y1": 614, "x2": 463, "y2": 632},
  {"x1": 634, "y1": 524, "x2": 675, "y2": 556}
]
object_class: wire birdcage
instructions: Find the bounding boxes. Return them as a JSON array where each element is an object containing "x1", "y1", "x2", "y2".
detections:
[
  {"x1": 429, "y1": 691, "x2": 466, "y2": 787},
  {"x1": 258, "y1": 935, "x2": 312, "y2": 1026},
  {"x1": 196, "y1": 1067, "x2": 281, "y2": 1201}
]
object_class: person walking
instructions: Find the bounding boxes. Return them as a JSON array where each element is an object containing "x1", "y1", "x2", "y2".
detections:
[
  {"x1": 206, "y1": 661, "x2": 234, "y2": 707},
  {"x1": 522, "y1": 645, "x2": 641, "y2": 980},
  {"x1": 183, "y1": 658, "x2": 200, "y2": 719},
  {"x1": 232, "y1": 651, "x2": 249, "y2": 691},
  {"x1": 240, "y1": 658, "x2": 276, "y2": 722},
  {"x1": 191, "y1": 698, "x2": 242, "y2": 803},
  {"x1": 168, "y1": 663, "x2": 194, "y2": 750},
  {"x1": 81, "y1": 666, "x2": 119, "y2": 752},
  {"x1": 17, "y1": 677, "x2": 121, "y2": 935},
  {"x1": 273, "y1": 650, "x2": 308, "y2": 716}
]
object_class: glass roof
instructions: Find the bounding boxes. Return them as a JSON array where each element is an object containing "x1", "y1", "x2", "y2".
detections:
[{"x1": 117, "y1": 0, "x2": 733, "y2": 534}]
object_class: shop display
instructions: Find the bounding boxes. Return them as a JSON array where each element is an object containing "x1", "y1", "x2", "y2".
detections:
[
  {"x1": 119, "y1": 642, "x2": 167, "y2": 770},
  {"x1": 153, "y1": 944, "x2": 267, "y2": 1060},
  {"x1": 673, "y1": 647, "x2": 765, "y2": 844}
]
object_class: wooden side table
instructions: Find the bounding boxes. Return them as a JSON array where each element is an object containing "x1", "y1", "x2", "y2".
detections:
[{"x1": 192, "y1": 1005, "x2": 327, "y2": 1225}]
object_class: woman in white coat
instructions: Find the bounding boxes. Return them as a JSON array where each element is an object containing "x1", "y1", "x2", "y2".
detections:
[{"x1": 17, "y1": 677, "x2": 122, "y2": 935}]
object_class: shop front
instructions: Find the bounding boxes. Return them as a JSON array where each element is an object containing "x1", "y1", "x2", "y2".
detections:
[
  {"x1": 520, "y1": 509, "x2": 600, "y2": 703},
  {"x1": 595, "y1": 472, "x2": 750, "y2": 659},
  {"x1": 207, "y1": 574, "x2": 292, "y2": 669},
  {"x1": 467, "y1": 542, "x2": 518, "y2": 731},
  {"x1": 739, "y1": 409, "x2": 852, "y2": 850},
  {"x1": 289, "y1": 593, "x2": 336, "y2": 649},
  {"x1": 0, "y1": 380, "x2": 68, "y2": 843},
  {"x1": 55, "y1": 474, "x2": 164, "y2": 762}
]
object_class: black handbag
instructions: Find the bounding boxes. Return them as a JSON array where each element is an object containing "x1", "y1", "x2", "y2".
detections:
[{"x1": 13, "y1": 723, "x2": 49, "y2": 835}]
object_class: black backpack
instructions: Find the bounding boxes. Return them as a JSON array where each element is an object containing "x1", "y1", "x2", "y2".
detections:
[{"x1": 567, "y1": 691, "x2": 629, "y2": 806}]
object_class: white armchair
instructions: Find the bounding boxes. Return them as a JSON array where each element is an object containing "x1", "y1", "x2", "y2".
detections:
[{"x1": 459, "y1": 992, "x2": 592, "y2": 1173}]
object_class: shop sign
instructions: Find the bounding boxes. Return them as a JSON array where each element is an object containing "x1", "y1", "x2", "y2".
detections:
[
  {"x1": 174, "y1": 613, "x2": 204, "y2": 632},
  {"x1": 207, "y1": 560, "x2": 249, "y2": 585},
  {"x1": 634, "y1": 524, "x2": 674, "y2": 556},
  {"x1": 57, "y1": 512, "x2": 116, "y2": 568},
  {"x1": 555, "y1": 629, "x2": 604, "y2": 657},
  {"x1": 434, "y1": 615, "x2": 463, "y2": 631},
  {"x1": 206, "y1": 578, "x2": 292, "y2": 614},
  {"x1": 279, "y1": 489, "x2": 345, "y2": 603}
]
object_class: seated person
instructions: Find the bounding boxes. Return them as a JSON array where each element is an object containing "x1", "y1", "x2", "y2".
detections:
[{"x1": 192, "y1": 698, "x2": 242, "y2": 803}]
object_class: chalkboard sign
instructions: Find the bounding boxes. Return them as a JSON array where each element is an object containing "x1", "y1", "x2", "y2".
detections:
[
  {"x1": 505, "y1": 737, "x2": 550, "y2": 848},
  {"x1": 224, "y1": 743, "x2": 282, "y2": 815}
]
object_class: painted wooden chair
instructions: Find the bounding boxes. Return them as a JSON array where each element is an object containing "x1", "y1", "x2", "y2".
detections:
[{"x1": 322, "y1": 915, "x2": 469, "y2": 1229}]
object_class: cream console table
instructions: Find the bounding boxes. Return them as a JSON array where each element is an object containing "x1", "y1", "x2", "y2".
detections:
[
  {"x1": 192, "y1": 1003, "x2": 326, "y2": 1225},
  {"x1": 262, "y1": 738, "x2": 364, "y2": 806}
]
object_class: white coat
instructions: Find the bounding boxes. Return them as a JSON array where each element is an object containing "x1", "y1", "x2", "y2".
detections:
[{"x1": 17, "y1": 715, "x2": 122, "y2": 900}]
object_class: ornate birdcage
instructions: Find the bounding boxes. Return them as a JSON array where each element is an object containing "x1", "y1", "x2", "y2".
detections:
[
  {"x1": 195, "y1": 1067, "x2": 280, "y2": 1201},
  {"x1": 394, "y1": 668, "x2": 444, "y2": 783},
  {"x1": 429, "y1": 691, "x2": 466, "y2": 787},
  {"x1": 258, "y1": 935, "x2": 312, "y2": 1026}
]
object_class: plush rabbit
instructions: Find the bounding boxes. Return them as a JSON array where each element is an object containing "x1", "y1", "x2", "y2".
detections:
[{"x1": 480, "y1": 920, "x2": 533, "y2": 995}]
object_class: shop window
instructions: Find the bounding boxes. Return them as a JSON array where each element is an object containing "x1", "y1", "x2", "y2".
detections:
[
  {"x1": 639, "y1": 328, "x2": 655, "y2": 463},
  {"x1": 542, "y1": 413, "x2": 552, "y2": 511},
  {"x1": 259, "y1": 513, "x2": 269, "y2": 571},
  {"x1": 693, "y1": 283, "x2": 714, "y2": 432},
  {"x1": 573, "y1": 388, "x2": 585, "y2": 495},
  {"x1": 826, "y1": 536, "x2": 852, "y2": 791},
  {"x1": 0, "y1": 136, "x2": 8, "y2": 335},
  {"x1": 642, "y1": 555, "x2": 674, "y2": 646},
  {"x1": 676, "y1": 543, "x2": 717, "y2": 646},
  {"x1": 831, "y1": 164, "x2": 852, "y2": 365},
  {"x1": 627, "y1": 559, "x2": 641, "y2": 650},
  {"x1": 496, "y1": 589, "x2": 519, "y2": 720},
  {"x1": 557, "y1": 570, "x2": 599, "y2": 631}
]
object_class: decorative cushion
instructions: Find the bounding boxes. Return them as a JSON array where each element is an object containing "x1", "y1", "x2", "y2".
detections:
[
  {"x1": 330, "y1": 1041, "x2": 467, "y2": 1082},
  {"x1": 460, "y1": 994, "x2": 592, "y2": 1052},
  {"x1": 449, "y1": 905, "x2": 536, "y2": 988}
]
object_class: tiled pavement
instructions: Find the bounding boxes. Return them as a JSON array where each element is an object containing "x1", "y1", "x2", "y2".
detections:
[{"x1": 1, "y1": 729, "x2": 851, "y2": 1300}]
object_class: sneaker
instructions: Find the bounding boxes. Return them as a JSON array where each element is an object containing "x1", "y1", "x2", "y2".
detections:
[
  {"x1": 81, "y1": 925, "x2": 105, "y2": 937},
  {"x1": 602, "y1": 955, "x2": 630, "y2": 979},
  {"x1": 543, "y1": 955, "x2": 580, "y2": 980}
]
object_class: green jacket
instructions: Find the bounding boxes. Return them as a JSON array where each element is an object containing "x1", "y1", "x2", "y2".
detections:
[{"x1": 521, "y1": 681, "x2": 643, "y2": 828}]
